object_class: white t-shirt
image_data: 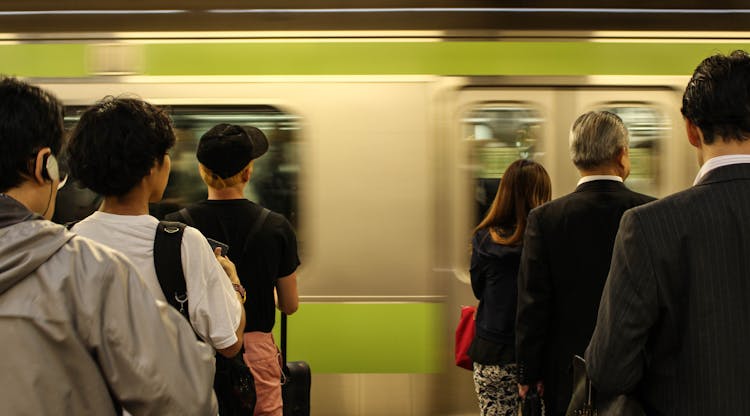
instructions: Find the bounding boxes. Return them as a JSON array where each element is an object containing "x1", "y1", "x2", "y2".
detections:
[{"x1": 72, "y1": 211, "x2": 241, "y2": 350}]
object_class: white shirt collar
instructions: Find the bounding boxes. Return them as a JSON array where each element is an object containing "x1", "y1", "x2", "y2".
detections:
[
  {"x1": 577, "y1": 175, "x2": 624, "y2": 186},
  {"x1": 693, "y1": 154, "x2": 750, "y2": 185}
]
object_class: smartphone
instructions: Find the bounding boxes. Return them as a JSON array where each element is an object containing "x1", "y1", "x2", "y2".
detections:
[{"x1": 207, "y1": 238, "x2": 230, "y2": 256}]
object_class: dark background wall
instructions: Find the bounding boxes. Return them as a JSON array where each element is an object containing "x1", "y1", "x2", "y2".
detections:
[{"x1": 1, "y1": 1, "x2": 749, "y2": 32}]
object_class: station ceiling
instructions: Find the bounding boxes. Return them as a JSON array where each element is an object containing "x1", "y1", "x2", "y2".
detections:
[{"x1": 1, "y1": 1, "x2": 750, "y2": 33}]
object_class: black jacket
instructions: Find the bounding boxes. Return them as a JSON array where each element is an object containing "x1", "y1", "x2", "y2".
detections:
[
  {"x1": 470, "y1": 228, "x2": 523, "y2": 359},
  {"x1": 515, "y1": 179, "x2": 655, "y2": 415}
]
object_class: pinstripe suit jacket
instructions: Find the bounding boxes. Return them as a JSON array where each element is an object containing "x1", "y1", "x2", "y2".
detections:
[{"x1": 586, "y1": 163, "x2": 750, "y2": 416}]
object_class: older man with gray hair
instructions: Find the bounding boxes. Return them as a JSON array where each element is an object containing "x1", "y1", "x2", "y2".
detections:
[{"x1": 515, "y1": 111, "x2": 655, "y2": 415}]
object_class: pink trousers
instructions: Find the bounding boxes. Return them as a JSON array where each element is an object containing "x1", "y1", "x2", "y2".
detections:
[{"x1": 243, "y1": 332, "x2": 283, "y2": 416}]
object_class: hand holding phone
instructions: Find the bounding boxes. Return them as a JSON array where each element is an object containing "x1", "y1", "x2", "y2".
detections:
[{"x1": 207, "y1": 238, "x2": 230, "y2": 256}]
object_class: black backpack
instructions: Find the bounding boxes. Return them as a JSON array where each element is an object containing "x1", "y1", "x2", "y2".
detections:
[{"x1": 153, "y1": 220, "x2": 256, "y2": 416}]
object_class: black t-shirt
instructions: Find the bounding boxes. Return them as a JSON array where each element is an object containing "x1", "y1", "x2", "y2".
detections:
[{"x1": 166, "y1": 199, "x2": 300, "y2": 333}]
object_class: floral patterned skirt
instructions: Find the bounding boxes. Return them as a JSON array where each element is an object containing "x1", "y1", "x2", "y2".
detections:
[{"x1": 473, "y1": 362, "x2": 519, "y2": 416}]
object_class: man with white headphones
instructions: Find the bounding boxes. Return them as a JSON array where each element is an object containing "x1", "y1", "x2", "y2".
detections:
[{"x1": 0, "y1": 76, "x2": 219, "y2": 415}]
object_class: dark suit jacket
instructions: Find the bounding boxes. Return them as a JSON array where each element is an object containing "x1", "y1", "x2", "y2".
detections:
[
  {"x1": 516, "y1": 179, "x2": 655, "y2": 415},
  {"x1": 586, "y1": 163, "x2": 750, "y2": 416}
]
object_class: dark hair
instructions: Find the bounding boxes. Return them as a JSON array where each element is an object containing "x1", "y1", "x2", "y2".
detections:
[
  {"x1": 681, "y1": 50, "x2": 750, "y2": 144},
  {"x1": 67, "y1": 96, "x2": 175, "y2": 196},
  {"x1": 0, "y1": 76, "x2": 64, "y2": 192},
  {"x1": 474, "y1": 159, "x2": 551, "y2": 246}
]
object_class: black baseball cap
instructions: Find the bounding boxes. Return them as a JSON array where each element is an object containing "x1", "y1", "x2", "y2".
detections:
[{"x1": 196, "y1": 123, "x2": 269, "y2": 178}]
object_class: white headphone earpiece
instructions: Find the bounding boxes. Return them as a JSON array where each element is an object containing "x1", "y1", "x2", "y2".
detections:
[
  {"x1": 43, "y1": 154, "x2": 60, "y2": 182},
  {"x1": 40, "y1": 153, "x2": 60, "y2": 218}
]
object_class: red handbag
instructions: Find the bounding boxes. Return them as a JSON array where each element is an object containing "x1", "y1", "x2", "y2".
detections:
[{"x1": 454, "y1": 305, "x2": 476, "y2": 370}]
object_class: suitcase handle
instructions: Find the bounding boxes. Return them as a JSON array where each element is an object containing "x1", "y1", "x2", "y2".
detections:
[{"x1": 281, "y1": 312, "x2": 288, "y2": 365}]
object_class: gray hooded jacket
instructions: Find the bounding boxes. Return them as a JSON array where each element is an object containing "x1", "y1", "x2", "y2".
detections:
[{"x1": 0, "y1": 195, "x2": 218, "y2": 415}]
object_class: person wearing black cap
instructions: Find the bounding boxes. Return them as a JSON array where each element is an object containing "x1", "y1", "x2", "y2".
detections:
[{"x1": 167, "y1": 123, "x2": 300, "y2": 416}]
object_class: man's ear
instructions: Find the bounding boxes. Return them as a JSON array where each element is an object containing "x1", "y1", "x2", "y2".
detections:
[
  {"x1": 615, "y1": 146, "x2": 630, "y2": 179},
  {"x1": 33, "y1": 147, "x2": 52, "y2": 185},
  {"x1": 243, "y1": 161, "x2": 254, "y2": 181},
  {"x1": 685, "y1": 118, "x2": 703, "y2": 148},
  {"x1": 617, "y1": 146, "x2": 628, "y2": 165}
]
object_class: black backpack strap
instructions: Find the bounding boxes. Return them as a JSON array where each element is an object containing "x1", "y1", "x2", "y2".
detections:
[
  {"x1": 240, "y1": 208, "x2": 271, "y2": 255},
  {"x1": 153, "y1": 221, "x2": 190, "y2": 321}
]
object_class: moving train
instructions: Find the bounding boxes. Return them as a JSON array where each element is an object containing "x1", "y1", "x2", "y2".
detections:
[{"x1": 2, "y1": 7, "x2": 748, "y2": 413}]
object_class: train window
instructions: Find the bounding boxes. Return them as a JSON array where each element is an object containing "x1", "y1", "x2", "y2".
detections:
[
  {"x1": 56, "y1": 105, "x2": 301, "y2": 227},
  {"x1": 597, "y1": 104, "x2": 668, "y2": 196},
  {"x1": 462, "y1": 104, "x2": 544, "y2": 221}
]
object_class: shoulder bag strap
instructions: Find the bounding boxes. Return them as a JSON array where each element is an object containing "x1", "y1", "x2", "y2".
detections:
[
  {"x1": 177, "y1": 207, "x2": 195, "y2": 227},
  {"x1": 240, "y1": 207, "x2": 271, "y2": 255},
  {"x1": 153, "y1": 221, "x2": 190, "y2": 321}
]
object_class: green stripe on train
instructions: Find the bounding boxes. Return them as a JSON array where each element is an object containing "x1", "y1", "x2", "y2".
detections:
[
  {"x1": 2, "y1": 41, "x2": 750, "y2": 77},
  {"x1": 271, "y1": 303, "x2": 442, "y2": 373},
  {"x1": 0, "y1": 44, "x2": 87, "y2": 77}
]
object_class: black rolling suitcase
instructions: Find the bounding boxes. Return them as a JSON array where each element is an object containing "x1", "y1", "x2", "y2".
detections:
[{"x1": 281, "y1": 313, "x2": 311, "y2": 416}]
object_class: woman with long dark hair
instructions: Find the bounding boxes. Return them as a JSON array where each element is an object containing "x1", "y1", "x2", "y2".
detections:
[{"x1": 469, "y1": 159, "x2": 551, "y2": 416}]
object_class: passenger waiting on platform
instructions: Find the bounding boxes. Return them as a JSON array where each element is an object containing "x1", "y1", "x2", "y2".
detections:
[
  {"x1": 586, "y1": 50, "x2": 750, "y2": 415},
  {"x1": 515, "y1": 111, "x2": 655, "y2": 415},
  {"x1": 66, "y1": 98, "x2": 246, "y2": 359},
  {"x1": 0, "y1": 78, "x2": 218, "y2": 415},
  {"x1": 469, "y1": 159, "x2": 551, "y2": 416},
  {"x1": 166, "y1": 123, "x2": 300, "y2": 416}
]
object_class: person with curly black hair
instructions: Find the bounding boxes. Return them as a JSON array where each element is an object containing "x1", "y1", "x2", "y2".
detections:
[
  {"x1": 67, "y1": 96, "x2": 246, "y2": 363},
  {"x1": 67, "y1": 97, "x2": 176, "y2": 197}
]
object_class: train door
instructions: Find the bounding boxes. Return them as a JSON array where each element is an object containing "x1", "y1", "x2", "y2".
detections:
[{"x1": 438, "y1": 84, "x2": 687, "y2": 415}]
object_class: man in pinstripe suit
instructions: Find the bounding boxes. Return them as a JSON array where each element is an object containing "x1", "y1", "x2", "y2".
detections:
[{"x1": 586, "y1": 50, "x2": 750, "y2": 415}]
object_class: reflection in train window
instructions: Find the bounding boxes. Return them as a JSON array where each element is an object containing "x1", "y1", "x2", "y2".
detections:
[
  {"x1": 598, "y1": 104, "x2": 668, "y2": 197},
  {"x1": 56, "y1": 106, "x2": 301, "y2": 227},
  {"x1": 462, "y1": 104, "x2": 544, "y2": 222}
]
